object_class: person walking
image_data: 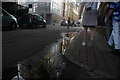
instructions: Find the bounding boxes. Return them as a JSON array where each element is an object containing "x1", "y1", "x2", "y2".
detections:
[
  {"x1": 107, "y1": 2, "x2": 120, "y2": 53},
  {"x1": 79, "y1": 2, "x2": 99, "y2": 46},
  {"x1": 67, "y1": 17, "x2": 71, "y2": 29},
  {"x1": 103, "y1": 2, "x2": 112, "y2": 41}
]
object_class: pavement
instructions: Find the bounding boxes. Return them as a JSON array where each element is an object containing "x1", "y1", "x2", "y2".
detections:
[{"x1": 64, "y1": 27, "x2": 120, "y2": 78}]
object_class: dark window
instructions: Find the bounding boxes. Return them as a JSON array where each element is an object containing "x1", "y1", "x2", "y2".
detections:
[
  {"x1": 28, "y1": 4, "x2": 32, "y2": 8},
  {"x1": 41, "y1": 14, "x2": 44, "y2": 18}
]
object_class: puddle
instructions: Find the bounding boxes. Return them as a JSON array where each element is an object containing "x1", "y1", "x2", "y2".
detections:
[{"x1": 12, "y1": 32, "x2": 80, "y2": 79}]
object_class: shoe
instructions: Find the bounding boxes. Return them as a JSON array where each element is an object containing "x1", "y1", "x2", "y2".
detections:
[
  {"x1": 107, "y1": 42, "x2": 113, "y2": 49},
  {"x1": 82, "y1": 42, "x2": 86, "y2": 46},
  {"x1": 108, "y1": 45, "x2": 113, "y2": 49},
  {"x1": 111, "y1": 49, "x2": 120, "y2": 55}
]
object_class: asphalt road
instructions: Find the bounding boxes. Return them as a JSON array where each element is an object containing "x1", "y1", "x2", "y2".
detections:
[{"x1": 2, "y1": 25, "x2": 79, "y2": 79}]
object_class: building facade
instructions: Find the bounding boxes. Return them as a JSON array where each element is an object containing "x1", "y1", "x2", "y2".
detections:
[{"x1": 62, "y1": 0, "x2": 80, "y2": 22}]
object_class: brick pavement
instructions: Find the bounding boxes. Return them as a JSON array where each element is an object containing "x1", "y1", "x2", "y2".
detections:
[{"x1": 64, "y1": 27, "x2": 120, "y2": 78}]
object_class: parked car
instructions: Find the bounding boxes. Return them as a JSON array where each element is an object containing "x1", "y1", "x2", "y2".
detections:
[
  {"x1": 74, "y1": 21, "x2": 81, "y2": 27},
  {"x1": 19, "y1": 13, "x2": 47, "y2": 29},
  {"x1": 0, "y1": 7, "x2": 19, "y2": 30},
  {"x1": 60, "y1": 19, "x2": 68, "y2": 26}
]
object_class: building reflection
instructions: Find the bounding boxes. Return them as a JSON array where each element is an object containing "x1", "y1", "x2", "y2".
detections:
[{"x1": 18, "y1": 32, "x2": 77, "y2": 79}]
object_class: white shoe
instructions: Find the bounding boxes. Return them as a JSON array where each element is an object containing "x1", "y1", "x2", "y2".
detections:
[{"x1": 82, "y1": 42, "x2": 86, "y2": 46}]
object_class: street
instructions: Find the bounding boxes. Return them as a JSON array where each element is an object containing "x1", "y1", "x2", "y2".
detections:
[
  {"x1": 1, "y1": 1, "x2": 120, "y2": 79},
  {"x1": 2, "y1": 25, "x2": 80, "y2": 79}
]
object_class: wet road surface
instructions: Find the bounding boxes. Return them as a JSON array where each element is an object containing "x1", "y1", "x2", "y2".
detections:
[
  {"x1": 2, "y1": 26, "x2": 80, "y2": 79},
  {"x1": 11, "y1": 32, "x2": 96, "y2": 80},
  {"x1": 2, "y1": 27, "x2": 98, "y2": 79}
]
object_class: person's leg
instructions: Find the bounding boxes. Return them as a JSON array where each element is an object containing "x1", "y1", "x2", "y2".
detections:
[
  {"x1": 105, "y1": 22, "x2": 112, "y2": 40},
  {"x1": 90, "y1": 27, "x2": 95, "y2": 40},
  {"x1": 112, "y1": 21, "x2": 120, "y2": 50},
  {"x1": 108, "y1": 32, "x2": 114, "y2": 46},
  {"x1": 67, "y1": 24, "x2": 69, "y2": 29},
  {"x1": 87, "y1": 27, "x2": 95, "y2": 46},
  {"x1": 82, "y1": 27, "x2": 88, "y2": 46}
]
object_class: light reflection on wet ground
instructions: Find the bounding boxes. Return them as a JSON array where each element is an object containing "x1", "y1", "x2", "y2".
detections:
[{"x1": 16, "y1": 32, "x2": 91, "y2": 79}]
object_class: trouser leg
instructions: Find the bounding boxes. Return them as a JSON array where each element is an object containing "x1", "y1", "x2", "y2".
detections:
[
  {"x1": 110, "y1": 21, "x2": 120, "y2": 49},
  {"x1": 108, "y1": 31, "x2": 114, "y2": 46},
  {"x1": 113, "y1": 22, "x2": 120, "y2": 49},
  {"x1": 105, "y1": 22, "x2": 112, "y2": 40}
]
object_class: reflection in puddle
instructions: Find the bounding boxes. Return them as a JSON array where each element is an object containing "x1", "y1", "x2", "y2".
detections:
[{"x1": 14, "y1": 32, "x2": 77, "y2": 79}]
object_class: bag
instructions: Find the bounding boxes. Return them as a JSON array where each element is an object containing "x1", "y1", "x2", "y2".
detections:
[{"x1": 85, "y1": 2, "x2": 94, "y2": 11}]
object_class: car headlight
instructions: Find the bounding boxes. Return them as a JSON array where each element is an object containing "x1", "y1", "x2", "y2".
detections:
[{"x1": 43, "y1": 20, "x2": 46, "y2": 23}]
